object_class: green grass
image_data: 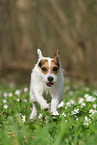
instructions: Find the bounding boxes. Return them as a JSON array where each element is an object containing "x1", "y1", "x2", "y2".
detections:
[{"x1": 0, "y1": 79, "x2": 97, "y2": 145}]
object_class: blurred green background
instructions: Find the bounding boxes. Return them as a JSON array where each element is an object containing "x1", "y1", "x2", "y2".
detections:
[{"x1": 0, "y1": 0, "x2": 97, "y2": 85}]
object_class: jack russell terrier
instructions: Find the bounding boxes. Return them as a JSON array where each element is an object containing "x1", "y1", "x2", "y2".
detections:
[{"x1": 30, "y1": 49, "x2": 64, "y2": 119}]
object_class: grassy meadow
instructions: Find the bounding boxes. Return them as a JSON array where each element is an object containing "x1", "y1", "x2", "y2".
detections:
[{"x1": 0, "y1": 79, "x2": 97, "y2": 145}]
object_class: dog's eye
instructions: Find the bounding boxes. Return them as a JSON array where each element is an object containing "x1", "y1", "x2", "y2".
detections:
[
  {"x1": 41, "y1": 67, "x2": 47, "y2": 71},
  {"x1": 53, "y1": 67, "x2": 58, "y2": 71}
]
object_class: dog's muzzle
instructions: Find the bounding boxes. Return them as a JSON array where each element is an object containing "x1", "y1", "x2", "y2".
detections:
[{"x1": 46, "y1": 76, "x2": 54, "y2": 87}]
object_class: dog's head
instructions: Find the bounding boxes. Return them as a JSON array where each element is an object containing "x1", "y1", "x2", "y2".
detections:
[{"x1": 37, "y1": 49, "x2": 60, "y2": 87}]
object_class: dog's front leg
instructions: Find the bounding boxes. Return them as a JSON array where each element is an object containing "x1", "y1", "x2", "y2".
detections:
[
  {"x1": 50, "y1": 97, "x2": 59, "y2": 113},
  {"x1": 34, "y1": 92, "x2": 49, "y2": 110},
  {"x1": 30, "y1": 102, "x2": 37, "y2": 119}
]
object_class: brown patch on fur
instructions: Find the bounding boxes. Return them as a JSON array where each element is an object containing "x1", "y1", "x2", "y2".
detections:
[
  {"x1": 38, "y1": 59, "x2": 49, "y2": 75},
  {"x1": 52, "y1": 49, "x2": 60, "y2": 74},
  {"x1": 51, "y1": 60, "x2": 59, "y2": 74}
]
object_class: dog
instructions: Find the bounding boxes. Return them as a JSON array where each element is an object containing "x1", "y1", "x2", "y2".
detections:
[{"x1": 29, "y1": 49, "x2": 64, "y2": 119}]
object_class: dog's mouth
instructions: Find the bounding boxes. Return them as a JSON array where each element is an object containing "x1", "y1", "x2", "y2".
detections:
[{"x1": 46, "y1": 82, "x2": 54, "y2": 87}]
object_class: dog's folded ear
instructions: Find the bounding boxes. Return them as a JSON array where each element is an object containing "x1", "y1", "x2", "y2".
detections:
[
  {"x1": 54, "y1": 49, "x2": 60, "y2": 58},
  {"x1": 53, "y1": 49, "x2": 60, "y2": 67},
  {"x1": 37, "y1": 49, "x2": 43, "y2": 58},
  {"x1": 55, "y1": 49, "x2": 60, "y2": 57}
]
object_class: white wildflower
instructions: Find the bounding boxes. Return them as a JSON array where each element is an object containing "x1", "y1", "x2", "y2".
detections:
[
  {"x1": 90, "y1": 96, "x2": 96, "y2": 102},
  {"x1": 52, "y1": 111, "x2": 59, "y2": 116},
  {"x1": 71, "y1": 108, "x2": 79, "y2": 115},
  {"x1": 76, "y1": 118, "x2": 78, "y2": 121},
  {"x1": 15, "y1": 90, "x2": 21, "y2": 96},
  {"x1": 89, "y1": 109, "x2": 94, "y2": 114},
  {"x1": 24, "y1": 87, "x2": 28, "y2": 92},
  {"x1": 58, "y1": 101, "x2": 64, "y2": 108},
  {"x1": 16, "y1": 99, "x2": 20, "y2": 102},
  {"x1": 62, "y1": 112, "x2": 66, "y2": 117},
  {"x1": 38, "y1": 113, "x2": 43, "y2": 119},
  {"x1": 81, "y1": 103, "x2": 86, "y2": 108},
  {"x1": 51, "y1": 137, "x2": 54, "y2": 141},
  {"x1": 2, "y1": 99, "x2": 7, "y2": 103},
  {"x1": 70, "y1": 99, "x2": 75, "y2": 104},
  {"x1": 84, "y1": 94, "x2": 89, "y2": 99},
  {"x1": 90, "y1": 109, "x2": 97, "y2": 114},
  {"x1": 66, "y1": 102, "x2": 71, "y2": 107},
  {"x1": 84, "y1": 116, "x2": 91, "y2": 125},
  {"x1": 86, "y1": 96, "x2": 96, "y2": 102},
  {"x1": 8, "y1": 93, "x2": 13, "y2": 97},
  {"x1": 93, "y1": 110, "x2": 97, "y2": 114},
  {"x1": 4, "y1": 104, "x2": 8, "y2": 109},
  {"x1": 78, "y1": 98, "x2": 84, "y2": 104},
  {"x1": 65, "y1": 106, "x2": 67, "y2": 109},
  {"x1": 3, "y1": 93, "x2": 7, "y2": 98},
  {"x1": 22, "y1": 115, "x2": 26, "y2": 123},
  {"x1": 93, "y1": 104, "x2": 97, "y2": 109}
]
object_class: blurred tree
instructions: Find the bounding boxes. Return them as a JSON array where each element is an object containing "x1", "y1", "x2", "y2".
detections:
[
  {"x1": 0, "y1": 0, "x2": 97, "y2": 83},
  {"x1": 0, "y1": 0, "x2": 21, "y2": 64}
]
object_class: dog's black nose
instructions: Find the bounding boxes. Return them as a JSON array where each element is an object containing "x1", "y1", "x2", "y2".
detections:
[{"x1": 48, "y1": 76, "x2": 53, "y2": 82}]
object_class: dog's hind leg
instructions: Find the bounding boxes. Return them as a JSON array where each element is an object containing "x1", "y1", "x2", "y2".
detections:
[{"x1": 29, "y1": 102, "x2": 37, "y2": 119}]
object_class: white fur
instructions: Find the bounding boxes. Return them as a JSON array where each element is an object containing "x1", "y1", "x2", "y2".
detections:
[
  {"x1": 37, "y1": 48, "x2": 43, "y2": 58},
  {"x1": 29, "y1": 49, "x2": 64, "y2": 119}
]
